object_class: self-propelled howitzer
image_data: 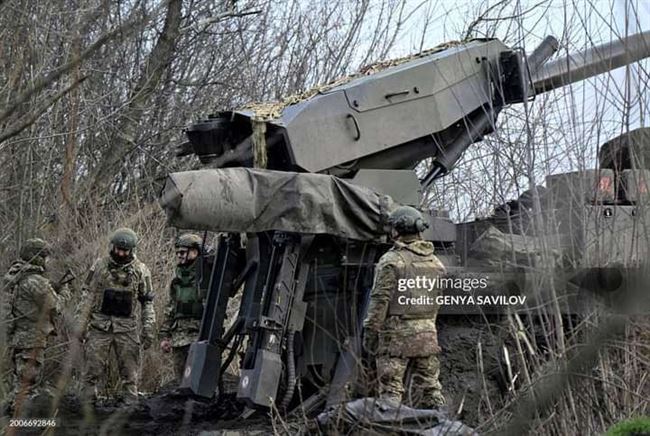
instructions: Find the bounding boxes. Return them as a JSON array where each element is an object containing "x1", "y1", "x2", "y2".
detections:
[
  {"x1": 160, "y1": 32, "x2": 650, "y2": 414},
  {"x1": 179, "y1": 32, "x2": 650, "y2": 187}
]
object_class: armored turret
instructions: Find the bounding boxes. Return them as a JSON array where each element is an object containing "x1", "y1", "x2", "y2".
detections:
[{"x1": 160, "y1": 31, "x2": 650, "y2": 411}]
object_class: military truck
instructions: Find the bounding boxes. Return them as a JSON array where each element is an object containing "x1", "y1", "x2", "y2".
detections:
[{"x1": 158, "y1": 31, "x2": 650, "y2": 417}]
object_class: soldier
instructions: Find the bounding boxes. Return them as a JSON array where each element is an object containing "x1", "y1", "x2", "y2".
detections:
[
  {"x1": 362, "y1": 206, "x2": 446, "y2": 408},
  {"x1": 160, "y1": 233, "x2": 204, "y2": 379},
  {"x1": 2, "y1": 238, "x2": 59, "y2": 406},
  {"x1": 78, "y1": 228, "x2": 155, "y2": 404}
]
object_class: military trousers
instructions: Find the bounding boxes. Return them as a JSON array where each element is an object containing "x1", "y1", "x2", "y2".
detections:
[
  {"x1": 375, "y1": 353, "x2": 445, "y2": 408},
  {"x1": 9, "y1": 347, "x2": 46, "y2": 405},
  {"x1": 83, "y1": 327, "x2": 140, "y2": 400},
  {"x1": 172, "y1": 345, "x2": 190, "y2": 381}
]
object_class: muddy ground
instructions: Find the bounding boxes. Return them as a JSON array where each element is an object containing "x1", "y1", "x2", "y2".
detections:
[
  {"x1": 5, "y1": 391, "x2": 269, "y2": 436},
  {"x1": 4, "y1": 316, "x2": 507, "y2": 435},
  {"x1": 437, "y1": 315, "x2": 508, "y2": 427}
]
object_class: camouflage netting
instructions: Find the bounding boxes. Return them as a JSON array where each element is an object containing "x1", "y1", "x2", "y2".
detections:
[
  {"x1": 241, "y1": 40, "x2": 464, "y2": 122},
  {"x1": 251, "y1": 118, "x2": 267, "y2": 168}
]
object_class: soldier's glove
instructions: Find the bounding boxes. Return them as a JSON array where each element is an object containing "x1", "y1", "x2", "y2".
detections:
[{"x1": 362, "y1": 330, "x2": 379, "y2": 356}]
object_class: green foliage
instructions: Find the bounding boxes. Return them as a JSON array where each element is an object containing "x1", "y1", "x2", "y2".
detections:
[{"x1": 606, "y1": 417, "x2": 650, "y2": 436}]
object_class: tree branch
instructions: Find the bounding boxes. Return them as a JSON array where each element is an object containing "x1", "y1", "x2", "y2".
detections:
[
  {"x1": 0, "y1": 11, "x2": 147, "y2": 125},
  {"x1": 89, "y1": 0, "x2": 184, "y2": 191},
  {"x1": 0, "y1": 76, "x2": 88, "y2": 145},
  {"x1": 180, "y1": 9, "x2": 262, "y2": 34}
]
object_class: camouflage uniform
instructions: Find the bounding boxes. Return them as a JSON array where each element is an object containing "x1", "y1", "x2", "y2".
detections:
[
  {"x1": 2, "y1": 240, "x2": 59, "y2": 404},
  {"x1": 79, "y1": 239, "x2": 155, "y2": 401},
  {"x1": 363, "y1": 234, "x2": 446, "y2": 408},
  {"x1": 161, "y1": 262, "x2": 203, "y2": 378}
]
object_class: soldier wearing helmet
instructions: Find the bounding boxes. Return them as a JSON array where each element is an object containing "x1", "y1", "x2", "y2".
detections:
[
  {"x1": 2, "y1": 238, "x2": 60, "y2": 407},
  {"x1": 77, "y1": 227, "x2": 155, "y2": 404},
  {"x1": 160, "y1": 233, "x2": 204, "y2": 379},
  {"x1": 362, "y1": 206, "x2": 446, "y2": 408}
]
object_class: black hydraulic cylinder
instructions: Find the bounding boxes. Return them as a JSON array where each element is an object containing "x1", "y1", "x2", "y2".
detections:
[{"x1": 422, "y1": 109, "x2": 495, "y2": 187}]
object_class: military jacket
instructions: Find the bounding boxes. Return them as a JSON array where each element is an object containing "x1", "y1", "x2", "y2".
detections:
[
  {"x1": 363, "y1": 236, "x2": 445, "y2": 358},
  {"x1": 80, "y1": 255, "x2": 155, "y2": 336},
  {"x1": 161, "y1": 262, "x2": 203, "y2": 348},
  {"x1": 3, "y1": 260, "x2": 59, "y2": 349}
]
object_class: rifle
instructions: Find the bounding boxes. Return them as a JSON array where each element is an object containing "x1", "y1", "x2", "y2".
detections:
[{"x1": 53, "y1": 268, "x2": 76, "y2": 293}]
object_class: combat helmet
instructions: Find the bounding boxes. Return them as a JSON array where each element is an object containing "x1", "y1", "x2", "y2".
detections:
[
  {"x1": 20, "y1": 238, "x2": 51, "y2": 264},
  {"x1": 175, "y1": 233, "x2": 202, "y2": 252},
  {"x1": 110, "y1": 227, "x2": 138, "y2": 250},
  {"x1": 388, "y1": 206, "x2": 429, "y2": 235}
]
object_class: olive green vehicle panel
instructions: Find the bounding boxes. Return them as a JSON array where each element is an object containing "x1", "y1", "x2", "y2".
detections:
[
  {"x1": 281, "y1": 39, "x2": 507, "y2": 173},
  {"x1": 165, "y1": 31, "x2": 650, "y2": 409},
  {"x1": 159, "y1": 168, "x2": 397, "y2": 241},
  {"x1": 582, "y1": 205, "x2": 650, "y2": 267}
]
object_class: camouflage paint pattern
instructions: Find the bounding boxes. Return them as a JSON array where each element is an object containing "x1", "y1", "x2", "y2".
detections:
[
  {"x1": 161, "y1": 263, "x2": 203, "y2": 349},
  {"x1": 161, "y1": 262, "x2": 203, "y2": 379},
  {"x1": 363, "y1": 235, "x2": 446, "y2": 406},
  {"x1": 79, "y1": 255, "x2": 155, "y2": 400},
  {"x1": 84, "y1": 328, "x2": 140, "y2": 399},
  {"x1": 172, "y1": 345, "x2": 190, "y2": 379},
  {"x1": 376, "y1": 354, "x2": 445, "y2": 408},
  {"x1": 2, "y1": 260, "x2": 59, "y2": 402}
]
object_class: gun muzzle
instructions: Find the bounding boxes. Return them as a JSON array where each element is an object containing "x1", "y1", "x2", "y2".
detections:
[
  {"x1": 533, "y1": 30, "x2": 650, "y2": 93},
  {"x1": 527, "y1": 35, "x2": 560, "y2": 73}
]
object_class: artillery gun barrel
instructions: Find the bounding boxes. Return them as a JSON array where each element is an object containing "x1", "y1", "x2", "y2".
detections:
[
  {"x1": 426, "y1": 32, "x2": 650, "y2": 182},
  {"x1": 182, "y1": 31, "x2": 650, "y2": 182},
  {"x1": 532, "y1": 30, "x2": 650, "y2": 93},
  {"x1": 527, "y1": 35, "x2": 560, "y2": 73}
]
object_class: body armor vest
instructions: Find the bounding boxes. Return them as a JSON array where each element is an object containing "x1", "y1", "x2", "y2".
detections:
[
  {"x1": 173, "y1": 264, "x2": 203, "y2": 319},
  {"x1": 387, "y1": 247, "x2": 442, "y2": 319},
  {"x1": 100, "y1": 263, "x2": 136, "y2": 317}
]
